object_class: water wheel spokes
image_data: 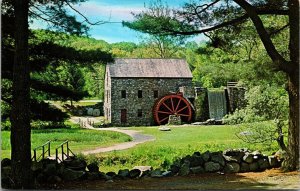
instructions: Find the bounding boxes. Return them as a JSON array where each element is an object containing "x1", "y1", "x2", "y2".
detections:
[{"x1": 153, "y1": 94, "x2": 193, "y2": 125}]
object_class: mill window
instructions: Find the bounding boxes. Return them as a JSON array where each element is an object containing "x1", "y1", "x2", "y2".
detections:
[
  {"x1": 121, "y1": 90, "x2": 126, "y2": 98},
  {"x1": 138, "y1": 90, "x2": 143, "y2": 98},
  {"x1": 137, "y1": 109, "x2": 142, "y2": 117},
  {"x1": 154, "y1": 90, "x2": 158, "y2": 98}
]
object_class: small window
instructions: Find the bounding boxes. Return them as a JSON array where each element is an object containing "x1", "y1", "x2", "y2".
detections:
[
  {"x1": 138, "y1": 90, "x2": 143, "y2": 98},
  {"x1": 121, "y1": 90, "x2": 126, "y2": 98},
  {"x1": 137, "y1": 109, "x2": 142, "y2": 117},
  {"x1": 154, "y1": 90, "x2": 158, "y2": 98}
]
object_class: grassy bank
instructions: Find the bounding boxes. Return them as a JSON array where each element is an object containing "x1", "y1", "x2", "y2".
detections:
[
  {"x1": 89, "y1": 122, "x2": 280, "y2": 172},
  {"x1": 1, "y1": 124, "x2": 131, "y2": 159}
]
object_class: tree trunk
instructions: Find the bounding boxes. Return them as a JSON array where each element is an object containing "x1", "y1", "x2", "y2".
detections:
[
  {"x1": 282, "y1": 0, "x2": 299, "y2": 171},
  {"x1": 11, "y1": 0, "x2": 32, "y2": 188}
]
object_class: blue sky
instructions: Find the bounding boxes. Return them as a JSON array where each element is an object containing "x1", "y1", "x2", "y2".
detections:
[{"x1": 31, "y1": 0, "x2": 206, "y2": 43}]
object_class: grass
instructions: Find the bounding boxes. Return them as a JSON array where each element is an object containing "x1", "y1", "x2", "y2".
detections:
[
  {"x1": 1, "y1": 123, "x2": 132, "y2": 159},
  {"x1": 88, "y1": 122, "x2": 280, "y2": 172}
]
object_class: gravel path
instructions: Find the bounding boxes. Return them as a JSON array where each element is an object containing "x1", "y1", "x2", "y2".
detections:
[{"x1": 69, "y1": 117, "x2": 155, "y2": 155}]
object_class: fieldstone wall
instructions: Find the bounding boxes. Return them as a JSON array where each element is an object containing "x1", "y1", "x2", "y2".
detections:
[{"x1": 108, "y1": 78, "x2": 192, "y2": 126}]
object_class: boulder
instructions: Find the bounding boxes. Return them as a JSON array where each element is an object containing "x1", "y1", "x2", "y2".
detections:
[
  {"x1": 189, "y1": 155, "x2": 204, "y2": 167},
  {"x1": 86, "y1": 172, "x2": 100, "y2": 180},
  {"x1": 204, "y1": 162, "x2": 221, "y2": 172},
  {"x1": 158, "y1": 126, "x2": 171, "y2": 131},
  {"x1": 118, "y1": 169, "x2": 130, "y2": 178},
  {"x1": 31, "y1": 161, "x2": 43, "y2": 173},
  {"x1": 66, "y1": 158, "x2": 87, "y2": 171},
  {"x1": 87, "y1": 108, "x2": 94, "y2": 116},
  {"x1": 133, "y1": 166, "x2": 152, "y2": 177},
  {"x1": 242, "y1": 153, "x2": 254, "y2": 163},
  {"x1": 43, "y1": 163, "x2": 57, "y2": 176},
  {"x1": 223, "y1": 155, "x2": 239, "y2": 163},
  {"x1": 193, "y1": 151, "x2": 201, "y2": 157},
  {"x1": 150, "y1": 169, "x2": 163, "y2": 178},
  {"x1": 252, "y1": 150, "x2": 262, "y2": 160},
  {"x1": 99, "y1": 172, "x2": 112, "y2": 181},
  {"x1": 47, "y1": 175, "x2": 62, "y2": 184},
  {"x1": 93, "y1": 109, "x2": 100, "y2": 117},
  {"x1": 202, "y1": 151, "x2": 211, "y2": 162},
  {"x1": 1, "y1": 158, "x2": 11, "y2": 167},
  {"x1": 162, "y1": 171, "x2": 173, "y2": 177},
  {"x1": 169, "y1": 164, "x2": 180, "y2": 174},
  {"x1": 190, "y1": 166, "x2": 205, "y2": 174},
  {"x1": 61, "y1": 168, "x2": 85, "y2": 181},
  {"x1": 178, "y1": 163, "x2": 190, "y2": 176},
  {"x1": 223, "y1": 149, "x2": 245, "y2": 162},
  {"x1": 224, "y1": 162, "x2": 240, "y2": 173},
  {"x1": 240, "y1": 162, "x2": 250, "y2": 172},
  {"x1": 87, "y1": 162, "x2": 99, "y2": 172},
  {"x1": 268, "y1": 156, "x2": 280, "y2": 168},
  {"x1": 36, "y1": 173, "x2": 47, "y2": 183},
  {"x1": 211, "y1": 152, "x2": 225, "y2": 166},
  {"x1": 249, "y1": 162, "x2": 259, "y2": 172},
  {"x1": 106, "y1": 171, "x2": 116, "y2": 177},
  {"x1": 258, "y1": 158, "x2": 270, "y2": 170},
  {"x1": 1, "y1": 166, "x2": 12, "y2": 178},
  {"x1": 129, "y1": 169, "x2": 141, "y2": 178}
]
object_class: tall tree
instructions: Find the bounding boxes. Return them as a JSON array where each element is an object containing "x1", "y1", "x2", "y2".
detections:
[
  {"x1": 10, "y1": 0, "x2": 31, "y2": 188},
  {"x1": 125, "y1": 0, "x2": 299, "y2": 170},
  {"x1": 3, "y1": 0, "x2": 113, "y2": 188}
]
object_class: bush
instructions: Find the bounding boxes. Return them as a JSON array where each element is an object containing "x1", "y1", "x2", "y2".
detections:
[
  {"x1": 31, "y1": 120, "x2": 71, "y2": 130},
  {"x1": 223, "y1": 84, "x2": 288, "y2": 124},
  {"x1": 1, "y1": 120, "x2": 11, "y2": 131}
]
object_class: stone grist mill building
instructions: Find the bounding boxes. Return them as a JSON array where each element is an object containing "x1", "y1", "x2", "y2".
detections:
[{"x1": 104, "y1": 58, "x2": 245, "y2": 126}]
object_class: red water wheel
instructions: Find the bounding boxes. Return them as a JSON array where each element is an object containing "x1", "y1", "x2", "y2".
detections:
[{"x1": 153, "y1": 93, "x2": 193, "y2": 125}]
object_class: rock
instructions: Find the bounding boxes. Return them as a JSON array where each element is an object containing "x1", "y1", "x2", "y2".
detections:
[
  {"x1": 179, "y1": 163, "x2": 190, "y2": 176},
  {"x1": 268, "y1": 156, "x2": 280, "y2": 168},
  {"x1": 133, "y1": 166, "x2": 152, "y2": 177},
  {"x1": 150, "y1": 169, "x2": 163, "y2": 178},
  {"x1": 168, "y1": 115, "x2": 181, "y2": 125},
  {"x1": 162, "y1": 171, "x2": 173, "y2": 177},
  {"x1": 1, "y1": 177, "x2": 13, "y2": 189},
  {"x1": 169, "y1": 164, "x2": 180, "y2": 174},
  {"x1": 258, "y1": 158, "x2": 270, "y2": 170},
  {"x1": 204, "y1": 162, "x2": 221, "y2": 172},
  {"x1": 189, "y1": 155, "x2": 204, "y2": 167},
  {"x1": 224, "y1": 162, "x2": 240, "y2": 173},
  {"x1": 129, "y1": 169, "x2": 141, "y2": 178},
  {"x1": 158, "y1": 126, "x2": 171, "y2": 131},
  {"x1": 66, "y1": 158, "x2": 87, "y2": 171},
  {"x1": 118, "y1": 169, "x2": 130, "y2": 178},
  {"x1": 190, "y1": 166, "x2": 205, "y2": 174},
  {"x1": 223, "y1": 155, "x2": 239, "y2": 163},
  {"x1": 99, "y1": 172, "x2": 112, "y2": 181},
  {"x1": 43, "y1": 163, "x2": 57, "y2": 176},
  {"x1": 106, "y1": 171, "x2": 116, "y2": 177},
  {"x1": 206, "y1": 118, "x2": 216, "y2": 125},
  {"x1": 93, "y1": 109, "x2": 100, "y2": 116},
  {"x1": 202, "y1": 151, "x2": 211, "y2": 162},
  {"x1": 223, "y1": 149, "x2": 245, "y2": 162},
  {"x1": 1, "y1": 158, "x2": 11, "y2": 167},
  {"x1": 252, "y1": 150, "x2": 262, "y2": 160},
  {"x1": 47, "y1": 175, "x2": 62, "y2": 184},
  {"x1": 240, "y1": 162, "x2": 250, "y2": 172},
  {"x1": 193, "y1": 151, "x2": 201, "y2": 157},
  {"x1": 62, "y1": 168, "x2": 86, "y2": 181},
  {"x1": 274, "y1": 150, "x2": 287, "y2": 161},
  {"x1": 191, "y1": 122, "x2": 207, "y2": 125},
  {"x1": 249, "y1": 162, "x2": 259, "y2": 172},
  {"x1": 31, "y1": 161, "x2": 43, "y2": 173},
  {"x1": 106, "y1": 179, "x2": 114, "y2": 183},
  {"x1": 87, "y1": 162, "x2": 99, "y2": 172},
  {"x1": 36, "y1": 173, "x2": 47, "y2": 183},
  {"x1": 211, "y1": 152, "x2": 225, "y2": 166},
  {"x1": 243, "y1": 153, "x2": 254, "y2": 163},
  {"x1": 86, "y1": 172, "x2": 100, "y2": 180},
  {"x1": 1, "y1": 166, "x2": 12, "y2": 178},
  {"x1": 87, "y1": 108, "x2": 94, "y2": 116}
]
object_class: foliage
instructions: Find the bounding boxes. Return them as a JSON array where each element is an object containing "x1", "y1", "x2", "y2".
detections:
[{"x1": 224, "y1": 84, "x2": 289, "y2": 124}]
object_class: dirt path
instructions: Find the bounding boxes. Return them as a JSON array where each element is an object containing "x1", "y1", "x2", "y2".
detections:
[
  {"x1": 56, "y1": 169, "x2": 299, "y2": 190},
  {"x1": 69, "y1": 116, "x2": 155, "y2": 155}
]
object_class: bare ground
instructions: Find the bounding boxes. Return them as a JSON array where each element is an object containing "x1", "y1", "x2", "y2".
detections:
[{"x1": 53, "y1": 169, "x2": 299, "y2": 190}]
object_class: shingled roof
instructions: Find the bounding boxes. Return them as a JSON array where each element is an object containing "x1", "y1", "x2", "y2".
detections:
[{"x1": 107, "y1": 58, "x2": 193, "y2": 78}]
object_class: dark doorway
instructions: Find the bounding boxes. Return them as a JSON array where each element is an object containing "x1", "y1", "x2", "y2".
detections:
[{"x1": 121, "y1": 109, "x2": 127, "y2": 123}]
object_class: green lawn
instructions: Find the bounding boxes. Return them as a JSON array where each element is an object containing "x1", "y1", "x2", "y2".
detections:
[
  {"x1": 1, "y1": 127, "x2": 132, "y2": 159},
  {"x1": 90, "y1": 122, "x2": 279, "y2": 172}
]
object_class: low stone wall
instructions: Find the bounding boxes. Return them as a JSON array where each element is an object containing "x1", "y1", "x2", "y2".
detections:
[{"x1": 1, "y1": 149, "x2": 285, "y2": 188}]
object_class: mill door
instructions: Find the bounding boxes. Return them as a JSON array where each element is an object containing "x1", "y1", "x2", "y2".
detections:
[{"x1": 121, "y1": 109, "x2": 127, "y2": 123}]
